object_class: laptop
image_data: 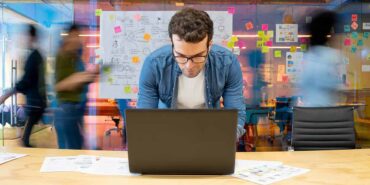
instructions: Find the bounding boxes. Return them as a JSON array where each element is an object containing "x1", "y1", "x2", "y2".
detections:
[{"x1": 125, "y1": 109, "x2": 238, "y2": 175}]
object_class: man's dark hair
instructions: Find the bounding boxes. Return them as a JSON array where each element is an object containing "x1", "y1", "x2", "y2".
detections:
[
  {"x1": 168, "y1": 8, "x2": 213, "y2": 43},
  {"x1": 28, "y1": 24, "x2": 37, "y2": 39},
  {"x1": 309, "y1": 10, "x2": 338, "y2": 46},
  {"x1": 68, "y1": 24, "x2": 81, "y2": 33}
]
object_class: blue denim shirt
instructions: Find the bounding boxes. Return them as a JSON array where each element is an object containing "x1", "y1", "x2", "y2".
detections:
[{"x1": 137, "y1": 44, "x2": 246, "y2": 136}]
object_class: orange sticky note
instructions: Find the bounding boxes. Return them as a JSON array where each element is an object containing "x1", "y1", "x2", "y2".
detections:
[
  {"x1": 290, "y1": 46, "x2": 297, "y2": 52},
  {"x1": 132, "y1": 86, "x2": 139, "y2": 94},
  {"x1": 245, "y1": 21, "x2": 254, "y2": 30},
  {"x1": 144, "y1": 33, "x2": 151, "y2": 41},
  {"x1": 132, "y1": 56, "x2": 140, "y2": 64}
]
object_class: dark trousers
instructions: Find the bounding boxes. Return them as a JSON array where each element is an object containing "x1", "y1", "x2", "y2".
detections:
[
  {"x1": 54, "y1": 102, "x2": 86, "y2": 149},
  {"x1": 23, "y1": 107, "x2": 44, "y2": 147}
]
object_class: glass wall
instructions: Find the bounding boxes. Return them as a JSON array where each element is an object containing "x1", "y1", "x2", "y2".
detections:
[{"x1": 1, "y1": 0, "x2": 369, "y2": 150}]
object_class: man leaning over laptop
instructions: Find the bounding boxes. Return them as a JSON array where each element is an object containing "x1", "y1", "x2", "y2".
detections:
[{"x1": 137, "y1": 8, "x2": 246, "y2": 139}]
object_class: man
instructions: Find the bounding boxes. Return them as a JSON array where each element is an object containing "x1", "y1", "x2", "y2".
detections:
[
  {"x1": 137, "y1": 8, "x2": 246, "y2": 138},
  {"x1": 0, "y1": 24, "x2": 46, "y2": 147}
]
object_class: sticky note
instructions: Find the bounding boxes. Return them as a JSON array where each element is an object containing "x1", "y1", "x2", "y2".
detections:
[
  {"x1": 352, "y1": 32, "x2": 358, "y2": 39},
  {"x1": 351, "y1": 46, "x2": 357, "y2": 53},
  {"x1": 352, "y1": 14, "x2": 358, "y2": 22},
  {"x1": 267, "y1": 31, "x2": 274, "y2": 38},
  {"x1": 358, "y1": 39, "x2": 363, "y2": 46},
  {"x1": 238, "y1": 41, "x2": 246, "y2": 49},
  {"x1": 245, "y1": 21, "x2": 254, "y2": 30},
  {"x1": 300, "y1": 38, "x2": 307, "y2": 43},
  {"x1": 132, "y1": 86, "x2": 139, "y2": 94},
  {"x1": 282, "y1": 75, "x2": 289, "y2": 83},
  {"x1": 364, "y1": 32, "x2": 369, "y2": 39},
  {"x1": 300, "y1": 44, "x2": 307, "y2": 52},
  {"x1": 124, "y1": 86, "x2": 132, "y2": 94},
  {"x1": 227, "y1": 7, "x2": 235, "y2": 14},
  {"x1": 109, "y1": 14, "x2": 116, "y2": 22},
  {"x1": 257, "y1": 31, "x2": 265, "y2": 38},
  {"x1": 227, "y1": 41, "x2": 235, "y2": 48},
  {"x1": 367, "y1": 54, "x2": 370, "y2": 61},
  {"x1": 114, "y1": 26, "x2": 122, "y2": 33},
  {"x1": 256, "y1": 41, "x2": 263, "y2": 48},
  {"x1": 143, "y1": 33, "x2": 151, "y2": 41},
  {"x1": 344, "y1": 38, "x2": 351, "y2": 46},
  {"x1": 261, "y1": 24, "x2": 268, "y2": 31},
  {"x1": 132, "y1": 56, "x2": 140, "y2": 64},
  {"x1": 108, "y1": 77, "x2": 113, "y2": 84},
  {"x1": 265, "y1": 41, "x2": 272, "y2": 46},
  {"x1": 95, "y1": 9, "x2": 102, "y2": 16},
  {"x1": 103, "y1": 66, "x2": 111, "y2": 74},
  {"x1": 290, "y1": 46, "x2": 297, "y2": 52},
  {"x1": 261, "y1": 46, "x2": 269, "y2": 53},
  {"x1": 261, "y1": 35, "x2": 269, "y2": 42},
  {"x1": 274, "y1": 50, "x2": 282, "y2": 58},
  {"x1": 351, "y1": 22, "x2": 358, "y2": 30},
  {"x1": 344, "y1": 25, "x2": 350, "y2": 32},
  {"x1": 134, "y1": 14, "x2": 141, "y2": 21},
  {"x1": 230, "y1": 35, "x2": 238, "y2": 42}
]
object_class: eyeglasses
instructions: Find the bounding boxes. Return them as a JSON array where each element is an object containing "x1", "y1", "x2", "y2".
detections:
[{"x1": 172, "y1": 45, "x2": 209, "y2": 64}]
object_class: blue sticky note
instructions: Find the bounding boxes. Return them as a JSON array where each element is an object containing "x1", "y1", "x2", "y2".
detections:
[
  {"x1": 344, "y1": 25, "x2": 350, "y2": 32},
  {"x1": 364, "y1": 32, "x2": 369, "y2": 39},
  {"x1": 351, "y1": 46, "x2": 357, "y2": 53},
  {"x1": 351, "y1": 32, "x2": 358, "y2": 39},
  {"x1": 358, "y1": 39, "x2": 363, "y2": 46}
]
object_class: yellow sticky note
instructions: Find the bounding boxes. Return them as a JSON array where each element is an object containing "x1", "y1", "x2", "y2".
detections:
[
  {"x1": 230, "y1": 35, "x2": 238, "y2": 42},
  {"x1": 257, "y1": 31, "x2": 265, "y2": 38},
  {"x1": 274, "y1": 50, "x2": 282, "y2": 58},
  {"x1": 267, "y1": 30, "x2": 274, "y2": 38},
  {"x1": 290, "y1": 46, "x2": 297, "y2": 52},
  {"x1": 227, "y1": 41, "x2": 235, "y2": 49},
  {"x1": 261, "y1": 46, "x2": 269, "y2": 53},
  {"x1": 95, "y1": 9, "x2": 102, "y2": 16},
  {"x1": 256, "y1": 41, "x2": 263, "y2": 48},
  {"x1": 300, "y1": 44, "x2": 307, "y2": 52},
  {"x1": 103, "y1": 66, "x2": 111, "y2": 74},
  {"x1": 143, "y1": 33, "x2": 151, "y2": 41},
  {"x1": 124, "y1": 86, "x2": 132, "y2": 94},
  {"x1": 109, "y1": 14, "x2": 116, "y2": 21},
  {"x1": 132, "y1": 56, "x2": 140, "y2": 64},
  {"x1": 261, "y1": 35, "x2": 270, "y2": 42},
  {"x1": 367, "y1": 54, "x2": 370, "y2": 61},
  {"x1": 108, "y1": 77, "x2": 113, "y2": 84}
]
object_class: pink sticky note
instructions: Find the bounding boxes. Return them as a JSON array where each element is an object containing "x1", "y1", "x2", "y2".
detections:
[
  {"x1": 344, "y1": 38, "x2": 351, "y2": 46},
  {"x1": 238, "y1": 41, "x2": 246, "y2": 49},
  {"x1": 300, "y1": 38, "x2": 307, "y2": 43},
  {"x1": 132, "y1": 86, "x2": 139, "y2": 94},
  {"x1": 134, "y1": 14, "x2": 141, "y2": 21},
  {"x1": 282, "y1": 75, "x2": 289, "y2": 83},
  {"x1": 261, "y1": 24, "x2": 268, "y2": 31},
  {"x1": 114, "y1": 26, "x2": 121, "y2": 33},
  {"x1": 265, "y1": 41, "x2": 273, "y2": 46},
  {"x1": 352, "y1": 14, "x2": 358, "y2": 22},
  {"x1": 227, "y1": 7, "x2": 235, "y2": 14}
]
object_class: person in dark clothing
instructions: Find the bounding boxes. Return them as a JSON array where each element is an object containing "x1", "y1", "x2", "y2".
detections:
[{"x1": 0, "y1": 24, "x2": 46, "y2": 147}]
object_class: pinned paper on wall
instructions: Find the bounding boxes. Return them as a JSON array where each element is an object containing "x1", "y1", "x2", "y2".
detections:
[
  {"x1": 95, "y1": 48, "x2": 103, "y2": 57},
  {"x1": 352, "y1": 14, "x2": 358, "y2": 22},
  {"x1": 351, "y1": 32, "x2": 358, "y2": 39},
  {"x1": 231, "y1": 35, "x2": 238, "y2": 42},
  {"x1": 265, "y1": 41, "x2": 273, "y2": 46},
  {"x1": 290, "y1": 46, "x2": 297, "y2": 52},
  {"x1": 300, "y1": 44, "x2": 307, "y2": 52},
  {"x1": 245, "y1": 21, "x2": 254, "y2": 30},
  {"x1": 227, "y1": 41, "x2": 235, "y2": 48},
  {"x1": 114, "y1": 26, "x2": 122, "y2": 33},
  {"x1": 351, "y1": 22, "x2": 358, "y2": 30},
  {"x1": 358, "y1": 39, "x2": 363, "y2": 46},
  {"x1": 261, "y1": 24, "x2": 268, "y2": 31},
  {"x1": 256, "y1": 41, "x2": 263, "y2": 48},
  {"x1": 257, "y1": 31, "x2": 265, "y2": 38},
  {"x1": 132, "y1": 86, "x2": 139, "y2": 94},
  {"x1": 95, "y1": 9, "x2": 102, "y2": 16},
  {"x1": 362, "y1": 65, "x2": 370, "y2": 72},
  {"x1": 261, "y1": 46, "x2": 269, "y2": 53},
  {"x1": 238, "y1": 41, "x2": 246, "y2": 49},
  {"x1": 364, "y1": 32, "x2": 369, "y2": 39},
  {"x1": 344, "y1": 25, "x2": 350, "y2": 32},
  {"x1": 274, "y1": 50, "x2": 282, "y2": 58},
  {"x1": 131, "y1": 56, "x2": 140, "y2": 64},
  {"x1": 276, "y1": 24, "x2": 298, "y2": 42},
  {"x1": 227, "y1": 7, "x2": 235, "y2": 14},
  {"x1": 133, "y1": 14, "x2": 142, "y2": 21},
  {"x1": 233, "y1": 47, "x2": 241, "y2": 55},
  {"x1": 124, "y1": 86, "x2": 132, "y2": 94},
  {"x1": 143, "y1": 33, "x2": 152, "y2": 41},
  {"x1": 267, "y1": 30, "x2": 274, "y2": 38},
  {"x1": 344, "y1": 38, "x2": 351, "y2": 46},
  {"x1": 351, "y1": 46, "x2": 357, "y2": 53}
]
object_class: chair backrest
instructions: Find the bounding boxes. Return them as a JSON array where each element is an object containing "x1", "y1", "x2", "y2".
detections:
[
  {"x1": 274, "y1": 97, "x2": 292, "y2": 122},
  {"x1": 292, "y1": 106, "x2": 355, "y2": 151}
]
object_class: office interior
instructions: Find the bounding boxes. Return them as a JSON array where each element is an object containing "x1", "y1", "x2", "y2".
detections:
[{"x1": 0, "y1": 0, "x2": 369, "y2": 151}]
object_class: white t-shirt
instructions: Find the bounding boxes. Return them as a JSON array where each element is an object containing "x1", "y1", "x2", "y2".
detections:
[{"x1": 176, "y1": 69, "x2": 206, "y2": 109}]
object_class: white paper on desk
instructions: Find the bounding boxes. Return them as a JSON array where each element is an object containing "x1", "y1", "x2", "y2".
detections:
[
  {"x1": 0, "y1": 153, "x2": 27, "y2": 165},
  {"x1": 79, "y1": 157, "x2": 138, "y2": 176},
  {"x1": 40, "y1": 156, "x2": 79, "y2": 172},
  {"x1": 233, "y1": 161, "x2": 309, "y2": 185}
]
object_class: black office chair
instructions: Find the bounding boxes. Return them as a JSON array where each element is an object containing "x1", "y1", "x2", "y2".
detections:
[{"x1": 291, "y1": 106, "x2": 356, "y2": 151}]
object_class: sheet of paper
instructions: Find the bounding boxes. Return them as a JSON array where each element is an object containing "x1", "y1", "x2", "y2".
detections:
[
  {"x1": 40, "y1": 156, "x2": 79, "y2": 172},
  {"x1": 233, "y1": 160, "x2": 309, "y2": 185},
  {"x1": 0, "y1": 153, "x2": 27, "y2": 165},
  {"x1": 79, "y1": 157, "x2": 136, "y2": 176}
]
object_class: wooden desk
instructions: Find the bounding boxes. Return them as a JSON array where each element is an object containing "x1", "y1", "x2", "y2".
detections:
[{"x1": 1, "y1": 147, "x2": 370, "y2": 185}]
